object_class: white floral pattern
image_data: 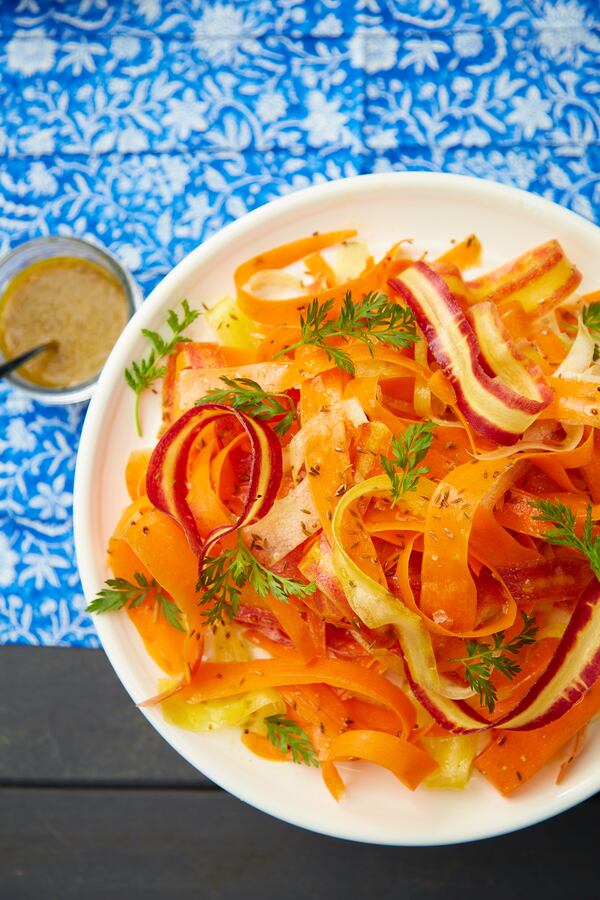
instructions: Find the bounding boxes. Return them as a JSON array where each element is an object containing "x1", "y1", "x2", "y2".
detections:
[{"x1": 0, "y1": 0, "x2": 598, "y2": 646}]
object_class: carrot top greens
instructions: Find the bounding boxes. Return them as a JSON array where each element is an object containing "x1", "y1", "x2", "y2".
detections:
[
  {"x1": 452, "y1": 613, "x2": 538, "y2": 713},
  {"x1": 264, "y1": 715, "x2": 319, "y2": 767},
  {"x1": 125, "y1": 299, "x2": 200, "y2": 435},
  {"x1": 197, "y1": 534, "x2": 315, "y2": 625},
  {"x1": 274, "y1": 291, "x2": 418, "y2": 375},
  {"x1": 380, "y1": 421, "x2": 437, "y2": 506},
  {"x1": 196, "y1": 376, "x2": 298, "y2": 437}
]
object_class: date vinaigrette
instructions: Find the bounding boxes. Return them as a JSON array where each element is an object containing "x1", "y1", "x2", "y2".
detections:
[{"x1": 0, "y1": 256, "x2": 128, "y2": 388}]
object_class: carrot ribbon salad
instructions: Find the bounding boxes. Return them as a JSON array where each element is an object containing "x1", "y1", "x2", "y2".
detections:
[{"x1": 90, "y1": 231, "x2": 600, "y2": 800}]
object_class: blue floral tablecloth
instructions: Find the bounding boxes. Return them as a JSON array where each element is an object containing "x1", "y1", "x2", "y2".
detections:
[{"x1": 0, "y1": 0, "x2": 598, "y2": 647}]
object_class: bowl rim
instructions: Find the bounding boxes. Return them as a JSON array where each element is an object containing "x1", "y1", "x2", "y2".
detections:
[
  {"x1": 0, "y1": 234, "x2": 143, "y2": 404},
  {"x1": 74, "y1": 171, "x2": 600, "y2": 845}
]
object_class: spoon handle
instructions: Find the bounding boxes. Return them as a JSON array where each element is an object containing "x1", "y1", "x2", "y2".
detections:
[{"x1": 0, "y1": 341, "x2": 57, "y2": 378}]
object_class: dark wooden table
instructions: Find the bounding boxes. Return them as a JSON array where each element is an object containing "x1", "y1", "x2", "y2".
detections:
[{"x1": 1, "y1": 646, "x2": 598, "y2": 899}]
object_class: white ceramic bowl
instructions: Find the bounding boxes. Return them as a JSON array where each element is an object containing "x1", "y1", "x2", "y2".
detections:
[{"x1": 74, "y1": 173, "x2": 600, "y2": 845}]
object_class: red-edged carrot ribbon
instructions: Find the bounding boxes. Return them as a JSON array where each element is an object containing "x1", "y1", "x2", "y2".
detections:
[
  {"x1": 146, "y1": 404, "x2": 282, "y2": 565},
  {"x1": 405, "y1": 580, "x2": 600, "y2": 734},
  {"x1": 466, "y1": 239, "x2": 581, "y2": 315},
  {"x1": 389, "y1": 263, "x2": 552, "y2": 445}
]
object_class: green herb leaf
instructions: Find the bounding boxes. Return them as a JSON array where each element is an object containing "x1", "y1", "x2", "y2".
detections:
[
  {"x1": 274, "y1": 291, "x2": 418, "y2": 375},
  {"x1": 264, "y1": 714, "x2": 319, "y2": 767},
  {"x1": 582, "y1": 301, "x2": 600, "y2": 335},
  {"x1": 87, "y1": 572, "x2": 184, "y2": 632},
  {"x1": 451, "y1": 612, "x2": 538, "y2": 713},
  {"x1": 195, "y1": 377, "x2": 298, "y2": 437},
  {"x1": 196, "y1": 534, "x2": 316, "y2": 625},
  {"x1": 380, "y1": 421, "x2": 437, "y2": 506},
  {"x1": 530, "y1": 498, "x2": 600, "y2": 581},
  {"x1": 125, "y1": 299, "x2": 200, "y2": 435},
  {"x1": 156, "y1": 592, "x2": 186, "y2": 632}
]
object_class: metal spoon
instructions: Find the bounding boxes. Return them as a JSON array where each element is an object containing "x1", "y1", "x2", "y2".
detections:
[{"x1": 0, "y1": 340, "x2": 58, "y2": 379}]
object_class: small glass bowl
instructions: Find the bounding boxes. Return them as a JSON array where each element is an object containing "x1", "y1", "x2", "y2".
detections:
[{"x1": 0, "y1": 236, "x2": 143, "y2": 404}]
